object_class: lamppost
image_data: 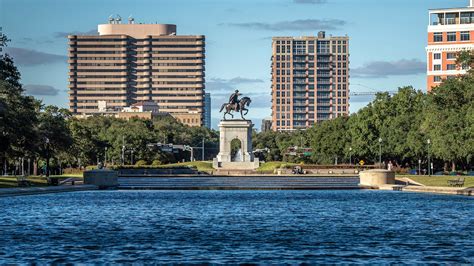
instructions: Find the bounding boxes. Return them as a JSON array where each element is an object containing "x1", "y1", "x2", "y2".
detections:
[
  {"x1": 378, "y1": 137, "x2": 383, "y2": 166},
  {"x1": 104, "y1": 147, "x2": 108, "y2": 167},
  {"x1": 418, "y1": 159, "x2": 421, "y2": 175},
  {"x1": 45, "y1": 137, "x2": 50, "y2": 178},
  {"x1": 349, "y1": 147, "x2": 352, "y2": 165},
  {"x1": 121, "y1": 145, "x2": 125, "y2": 165},
  {"x1": 131, "y1": 150, "x2": 134, "y2": 165},
  {"x1": 427, "y1": 139, "x2": 431, "y2": 176}
]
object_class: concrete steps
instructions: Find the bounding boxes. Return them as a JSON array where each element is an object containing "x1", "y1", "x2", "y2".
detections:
[{"x1": 117, "y1": 176, "x2": 360, "y2": 190}]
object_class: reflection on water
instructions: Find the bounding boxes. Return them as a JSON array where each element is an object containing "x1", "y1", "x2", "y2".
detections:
[{"x1": 0, "y1": 190, "x2": 472, "y2": 264}]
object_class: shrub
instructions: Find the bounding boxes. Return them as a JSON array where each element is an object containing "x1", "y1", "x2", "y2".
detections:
[
  {"x1": 135, "y1": 160, "x2": 148, "y2": 167},
  {"x1": 151, "y1": 160, "x2": 162, "y2": 166}
]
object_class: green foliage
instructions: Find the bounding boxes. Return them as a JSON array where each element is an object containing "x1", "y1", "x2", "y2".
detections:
[
  {"x1": 151, "y1": 160, "x2": 162, "y2": 166},
  {"x1": 135, "y1": 160, "x2": 148, "y2": 167},
  {"x1": 255, "y1": 81, "x2": 472, "y2": 171}
]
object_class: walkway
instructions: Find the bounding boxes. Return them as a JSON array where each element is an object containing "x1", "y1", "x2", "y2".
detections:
[{"x1": 0, "y1": 185, "x2": 98, "y2": 197}]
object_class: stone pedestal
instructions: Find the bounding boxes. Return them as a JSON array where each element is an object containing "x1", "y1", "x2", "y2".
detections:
[
  {"x1": 84, "y1": 169, "x2": 118, "y2": 189},
  {"x1": 213, "y1": 120, "x2": 259, "y2": 170},
  {"x1": 359, "y1": 169, "x2": 395, "y2": 187}
]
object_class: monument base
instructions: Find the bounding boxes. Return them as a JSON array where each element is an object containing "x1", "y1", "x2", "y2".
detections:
[
  {"x1": 213, "y1": 119, "x2": 260, "y2": 170},
  {"x1": 213, "y1": 158, "x2": 260, "y2": 170}
]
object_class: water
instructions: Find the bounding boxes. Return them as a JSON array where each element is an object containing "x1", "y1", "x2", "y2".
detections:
[{"x1": 0, "y1": 190, "x2": 472, "y2": 264}]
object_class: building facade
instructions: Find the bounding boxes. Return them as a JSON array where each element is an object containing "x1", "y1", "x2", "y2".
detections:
[
  {"x1": 426, "y1": 1, "x2": 474, "y2": 91},
  {"x1": 271, "y1": 31, "x2": 350, "y2": 131},
  {"x1": 204, "y1": 93, "x2": 211, "y2": 128},
  {"x1": 261, "y1": 117, "x2": 272, "y2": 132},
  {"x1": 68, "y1": 17, "x2": 205, "y2": 127}
]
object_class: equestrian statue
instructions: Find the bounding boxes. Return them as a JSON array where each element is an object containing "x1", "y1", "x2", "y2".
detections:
[{"x1": 219, "y1": 89, "x2": 252, "y2": 120}]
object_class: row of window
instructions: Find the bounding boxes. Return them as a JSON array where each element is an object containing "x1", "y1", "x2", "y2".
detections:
[
  {"x1": 274, "y1": 55, "x2": 349, "y2": 61},
  {"x1": 276, "y1": 44, "x2": 347, "y2": 54},
  {"x1": 433, "y1": 52, "x2": 458, "y2": 60},
  {"x1": 73, "y1": 87, "x2": 204, "y2": 91},
  {"x1": 433, "y1": 31, "x2": 470, "y2": 42},
  {"x1": 433, "y1": 64, "x2": 457, "y2": 71},
  {"x1": 176, "y1": 118, "x2": 201, "y2": 124}
]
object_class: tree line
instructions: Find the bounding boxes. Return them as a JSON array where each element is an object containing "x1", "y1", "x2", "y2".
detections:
[
  {"x1": 254, "y1": 51, "x2": 473, "y2": 172},
  {"x1": 1, "y1": 33, "x2": 473, "y2": 174},
  {"x1": 0, "y1": 34, "x2": 219, "y2": 175}
]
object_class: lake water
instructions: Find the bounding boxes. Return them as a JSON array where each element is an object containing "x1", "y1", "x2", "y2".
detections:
[{"x1": 0, "y1": 190, "x2": 472, "y2": 264}]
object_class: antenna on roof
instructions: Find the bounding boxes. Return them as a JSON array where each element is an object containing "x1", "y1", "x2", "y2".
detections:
[
  {"x1": 128, "y1": 15, "x2": 135, "y2": 24},
  {"x1": 108, "y1": 15, "x2": 115, "y2": 24},
  {"x1": 116, "y1": 14, "x2": 122, "y2": 24}
]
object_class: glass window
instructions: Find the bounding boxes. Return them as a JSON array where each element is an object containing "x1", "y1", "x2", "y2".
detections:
[
  {"x1": 461, "y1": 31, "x2": 470, "y2": 41},
  {"x1": 447, "y1": 32, "x2": 456, "y2": 42},
  {"x1": 434, "y1": 76, "x2": 442, "y2": 83},
  {"x1": 460, "y1": 12, "x2": 472, "y2": 24},
  {"x1": 447, "y1": 64, "x2": 456, "y2": 70},
  {"x1": 445, "y1": 13, "x2": 456, "y2": 25},
  {"x1": 434, "y1": 64, "x2": 441, "y2": 71},
  {"x1": 433, "y1": 53, "x2": 441, "y2": 60},
  {"x1": 433, "y1": 32, "x2": 443, "y2": 42},
  {"x1": 447, "y1": 53, "x2": 457, "y2": 60}
]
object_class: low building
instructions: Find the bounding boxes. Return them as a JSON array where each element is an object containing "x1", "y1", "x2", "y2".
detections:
[{"x1": 117, "y1": 101, "x2": 165, "y2": 120}]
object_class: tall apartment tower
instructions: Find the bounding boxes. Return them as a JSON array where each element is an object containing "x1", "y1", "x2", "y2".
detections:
[
  {"x1": 426, "y1": 1, "x2": 474, "y2": 91},
  {"x1": 68, "y1": 17, "x2": 205, "y2": 126},
  {"x1": 271, "y1": 32, "x2": 349, "y2": 131},
  {"x1": 203, "y1": 93, "x2": 211, "y2": 128}
]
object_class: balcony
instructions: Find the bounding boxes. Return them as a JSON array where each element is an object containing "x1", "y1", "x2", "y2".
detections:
[
  {"x1": 430, "y1": 11, "x2": 474, "y2": 26},
  {"x1": 293, "y1": 108, "x2": 306, "y2": 113}
]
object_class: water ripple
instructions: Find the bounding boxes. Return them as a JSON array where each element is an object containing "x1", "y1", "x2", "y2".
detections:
[{"x1": 0, "y1": 190, "x2": 472, "y2": 264}]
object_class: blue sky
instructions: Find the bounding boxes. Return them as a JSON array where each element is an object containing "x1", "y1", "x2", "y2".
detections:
[{"x1": 0, "y1": 0, "x2": 469, "y2": 129}]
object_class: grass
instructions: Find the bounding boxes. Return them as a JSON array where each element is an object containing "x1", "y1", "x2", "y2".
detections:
[
  {"x1": 257, "y1": 162, "x2": 297, "y2": 172},
  {"x1": 159, "y1": 161, "x2": 214, "y2": 172},
  {"x1": 399, "y1": 175, "x2": 474, "y2": 187}
]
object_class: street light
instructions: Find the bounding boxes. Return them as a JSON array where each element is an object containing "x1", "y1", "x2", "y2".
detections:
[
  {"x1": 349, "y1": 147, "x2": 353, "y2": 165},
  {"x1": 378, "y1": 137, "x2": 383, "y2": 166},
  {"x1": 427, "y1": 139, "x2": 431, "y2": 176},
  {"x1": 104, "y1": 147, "x2": 108, "y2": 167},
  {"x1": 45, "y1": 137, "x2": 50, "y2": 178}
]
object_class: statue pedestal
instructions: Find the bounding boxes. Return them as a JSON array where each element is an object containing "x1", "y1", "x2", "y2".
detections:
[{"x1": 213, "y1": 120, "x2": 259, "y2": 170}]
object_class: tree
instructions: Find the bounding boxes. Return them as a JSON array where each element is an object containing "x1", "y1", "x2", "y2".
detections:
[
  {"x1": 423, "y1": 72, "x2": 474, "y2": 171},
  {"x1": 0, "y1": 34, "x2": 38, "y2": 174}
]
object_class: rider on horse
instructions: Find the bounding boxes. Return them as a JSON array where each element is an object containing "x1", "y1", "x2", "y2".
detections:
[{"x1": 228, "y1": 90, "x2": 241, "y2": 112}]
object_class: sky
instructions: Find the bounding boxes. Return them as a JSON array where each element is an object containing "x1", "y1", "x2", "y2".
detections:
[{"x1": 0, "y1": 0, "x2": 469, "y2": 129}]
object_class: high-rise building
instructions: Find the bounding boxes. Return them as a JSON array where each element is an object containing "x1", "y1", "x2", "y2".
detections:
[
  {"x1": 271, "y1": 32, "x2": 350, "y2": 131},
  {"x1": 68, "y1": 17, "x2": 205, "y2": 127},
  {"x1": 426, "y1": 0, "x2": 474, "y2": 91},
  {"x1": 261, "y1": 117, "x2": 272, "y2": 132},
  {"x1": 204, "y1": 93, "x2": 211, "y2": 128}
]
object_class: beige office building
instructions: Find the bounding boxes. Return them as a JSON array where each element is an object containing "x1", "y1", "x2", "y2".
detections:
[
  {"x1": 271, "y1": 31, "x2": 350, "y2": 131},
  {"x1": 68, "y1": 17, "x2": 205, "y2": 126}
]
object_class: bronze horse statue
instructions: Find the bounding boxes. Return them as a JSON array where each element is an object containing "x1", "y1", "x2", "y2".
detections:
[{"x1": 219, "y1": 96, "x2": 251, "y2": 120}]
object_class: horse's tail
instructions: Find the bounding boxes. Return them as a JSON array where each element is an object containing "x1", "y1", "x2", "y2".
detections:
[{"x1": 219, "y1": 103, "x2": 226, "y2": 113}]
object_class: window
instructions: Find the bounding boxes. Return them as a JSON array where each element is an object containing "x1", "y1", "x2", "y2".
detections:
[
  {"x1": 434, "y1": 64, "x2": 441, "y2": 71},
  {"x1": 447, "y1": 64, "x2": 456, "y2": 70},
  {"x1": 433, "y1": 32, "x2": 443, "y2": 42},
  {"x1": 434, "y1": 76, "x2": 442, "y2": 83},
  {"x1": 461, "y1": 31, "x2": 470, "y2": 41},
  {"x1": 447, "y1": 53, "x2": 456, "y2": 60},
  {"x1": 433, "y1": 53, "x2": 441, "y2": 60},
  {"x1": 447, "y1": 32, "x2": 456, "y2": 42}
]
